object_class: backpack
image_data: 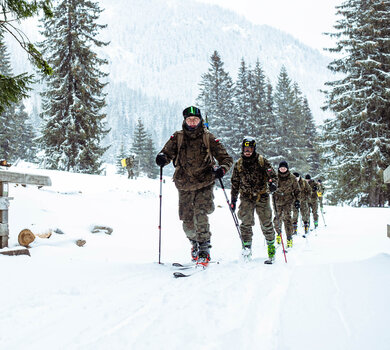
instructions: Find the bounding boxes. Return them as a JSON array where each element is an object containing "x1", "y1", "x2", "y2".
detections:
[
  {"x1": 173, "y1": 129, "x2": 214, "y2": 167},
  {"x1": 237, "y1": 154, "x2": 264, "y2": 172}
]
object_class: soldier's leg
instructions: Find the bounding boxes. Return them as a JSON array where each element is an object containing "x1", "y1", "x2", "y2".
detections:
[
  {"x1": 273, "y1": 205, "x2": 282, "y2": 235},
  {"x1": 282, "y1": 203, "x2": 293, "y2": 241},
  {"x1": 312, "y1": 200, "x2": 319, "y2": 227},
  {"x1": 301, "y1": 201, "x2": 310, "y2": 233},
  {"x1": 238, "y1": 197, "x2": 256, "y2": 245},
  {"x1": 178, "y1": 189, "x2": 196, "y2": 241},
  {"x1": 292, "y1": 205, "x2": 298, "y2": 234},
  {"x1": 193, "y1": 185, "x2": 215, "y2": 243},
  {"x1": 256, "y1": 194, "x2": 275, "y2": 242}
]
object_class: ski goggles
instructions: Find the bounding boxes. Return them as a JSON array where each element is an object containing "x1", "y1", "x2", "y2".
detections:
[{"x1": 183, "y1": 106, "x2": 202, "y2": 119}]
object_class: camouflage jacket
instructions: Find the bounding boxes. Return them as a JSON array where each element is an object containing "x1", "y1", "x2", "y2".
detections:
[
  {"x1": 230, "y1": 153, "x2": 277, "y2": 201},
  {"x1": 273, "y1": 170, "x2": 300, "y2": 206},
  {"x1": 297, "y1": 177, "x2": 312, "y2": 202},
  {"x1": 159, "y1": 121, "x2": 233, "y2": 191},
  {"x1": 307, "y1": 179, "x2": 319, "y2": 202}
]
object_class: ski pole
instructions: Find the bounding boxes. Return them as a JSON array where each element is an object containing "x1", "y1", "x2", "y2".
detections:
[
  {"x1": 320, "y1": 207, "x2": 327, "y2": 227},
  {"x1": 218, "y1": 178, "x2": 244, "y2": 248},
  {"x1": 158, "y1": 166, "x2": 163, "y2": 264},
  {"x1": 272, "y1": 195, "x2": 287, "y2": 263}
]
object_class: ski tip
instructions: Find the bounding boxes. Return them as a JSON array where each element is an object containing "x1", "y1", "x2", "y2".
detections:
[
  {"x1": 173, "y1": 272, "x2": 188, "y2": 278},
  {"x1": 264, "y1": 259, "x2": 275, "y2": 265}
]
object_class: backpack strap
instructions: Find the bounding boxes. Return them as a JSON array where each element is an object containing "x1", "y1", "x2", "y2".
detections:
[
  {"x1": 173, "y1": 131, "x2": 183, "y2": 167},
  {"x1": 202, "y1": 129, "x2": 214, "y2": 164}
]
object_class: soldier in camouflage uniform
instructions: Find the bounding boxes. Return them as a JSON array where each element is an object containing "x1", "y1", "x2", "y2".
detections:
[
  {"x1": 317, "y1": 179, "x2": 325, "y2": 211},
  {"x1": 125, "y1": 155, "x2": 135, "y2": 179},
  {"x1": 305, "y1": 174, "x2": 319, "y2": 229},
  {"x1": 292, "y1": 172, "x2": 311, "y2": 235},
  {"x1": 273, "y1": 161, "x2": 300, "y2": 248},
  {"x1": 156, "y1": 106, "x2": 233, "y2": 266},
  {"x1": 230, "y1": 137, "x2": 278, "y2": 261}
]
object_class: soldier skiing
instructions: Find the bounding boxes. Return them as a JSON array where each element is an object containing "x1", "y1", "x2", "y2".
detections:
[
  {"x1": 305, "y1": 174, "x2": 319, "y2": 229},
  {"x1": 155, "y1": 106, "x2": 233, "y2": 267},
  {"x1": 317, "y1": 179, "x2": 325, "y2": 211},
  {"x1": 292, "y1": 172, "x2": 311, "y2": 235},
  {"x1": 230, "y1": 137, "x2": 278, "y2": 263},
  {"x1": 125, "y1": 155, "x2": 135, "y2": 179},
  {"x1": 273, "y1": 161, "x2": 300, "y2": 248}
]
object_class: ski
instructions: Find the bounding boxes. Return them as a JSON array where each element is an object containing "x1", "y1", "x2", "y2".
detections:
[
  {"x1": 264, "y1": 257, "x2": 275, "y2": 264},
  {"x1": 173, "y1": 265, "x2": 208, "y2": 278},
  {"x1": 172, "y1": 261, "x2": 219, "y2": 269}
]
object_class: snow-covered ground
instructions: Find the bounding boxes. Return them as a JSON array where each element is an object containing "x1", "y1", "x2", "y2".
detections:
[{"x1": 1, "y1": 163, "x2": 389, "y2": 350}]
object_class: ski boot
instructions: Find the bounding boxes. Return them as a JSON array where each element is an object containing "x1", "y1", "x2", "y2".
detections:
[
  {"x1": 190, "y1": 239, "x2": 198, "y2": 262},
  {"x1": 197, "y1": 241, "x2": 211, "y2": 268},
  {"x1": 314, "y1": 221, "x2": 318, "y2": 229},
  {"x1": 242, "y1": 241, "x2": 252, "y2": 260},
  {"x1": 292, "y1": 222, "x2": 298, "y2": 235},
  {"x1": 276, "y1": 234, "x2": 282, "y2": 245},
  {"x1": 287, "y1": 238, "x2": 293, "y2": 248},
  {"x1": 265, "y1": 240, "x2": 275, "y2": 264}
]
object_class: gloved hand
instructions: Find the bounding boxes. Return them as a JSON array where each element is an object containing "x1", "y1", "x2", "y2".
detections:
[
  {"x1": 213, "y1": 166, "x2": 225, "y2": 179},
  {"x1": 156, "y1": 152, "x2": 167, "y2": 167},
  {"x1": 230, "y1": 198, "x2": 237, "y2": 212},
  {"x1": 294, "y1": 200, "x2": 300, "y2": 209},
  {"x1": 269, "y1": 182, "x2": 277, "y2": 193},
  {"x1": 313, "y1": 185, "x2": 318, "y2": 191}
]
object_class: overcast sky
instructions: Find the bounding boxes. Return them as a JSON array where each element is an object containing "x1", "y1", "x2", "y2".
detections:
[{"x1": 196, "y1": 0, "x2": 342, "y2": 52}]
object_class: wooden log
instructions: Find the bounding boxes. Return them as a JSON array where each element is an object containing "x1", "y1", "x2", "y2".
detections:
[
  {"x1": 0, "y1": 170, "x2": 51, "y2": 186},
  {"x1": 384, "y1": 166, "x2": 390, "y2": 184},
  {"x1": 0, "y1": 248, "x2": 30, "y2": 256}
]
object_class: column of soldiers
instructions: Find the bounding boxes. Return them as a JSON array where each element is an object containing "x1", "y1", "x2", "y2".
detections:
[{"x1": 156, "y1": 106, "x2": 325, "y2": 266}]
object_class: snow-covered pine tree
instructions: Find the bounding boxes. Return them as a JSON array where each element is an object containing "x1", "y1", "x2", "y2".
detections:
[
  {"x1": 234, "y1": 58, "x2": 252, "y2": 141},
  {"x1": 272, "y1": 66, "x2": 298, "y2": 167},
  {"x1": 322, "y1": 0, "x2": 390, "y2": 206},
  {"x1": 0, "y1": 31, "x2": 36, "y2": 162},
  {"x1": 248, "y1": 60, "x2": 268, "y2": 149},
  {"x1": 38, "y1": 0, "x2": 110, "y2": 174},
  {"x1": 196, "y1": 51, "x2": 237, "y2": 159},
  {"x1": 130, "y1": 118, "x2": 148, "y2": 177},
  {"x1": 301, "y1": 97, "x2": 320, "y2": 175},
  {"x1": 144, "y1": 133, "x2": 159, "y2": 179}
]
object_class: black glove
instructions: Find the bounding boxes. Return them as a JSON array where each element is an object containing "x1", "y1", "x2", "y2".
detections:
[
  {"x1": 294, "y1": 200, "x2": 300, "y2": 209},
  {"x1": 156, "y1": 152, "x2": 167, "y2": 167},
  {"x1": 313, "y1": 185, "x2": 318, "y2": 191},
  {"x1": 213, "y1": 166, "x2": 225, "y2": 179},
  {"x1": 230, "y1": 198, "x2": 237, "y2": 212},
  {"x1": 269, "y1": 182, "x2": 277, "y2": 193}
]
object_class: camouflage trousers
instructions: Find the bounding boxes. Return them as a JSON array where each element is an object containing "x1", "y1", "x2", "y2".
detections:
[
  {"x1": 308, "y1": 199, "x2": 319, "y2": 223},
  {"x1": 292, "y1": 200, "x2": 310, "y2": 224},
  {"x1": 318, "y1": 197, "x2": 323, "y2": 208},
  {"x1": 237, "y1": 194, "x2": 275, "y2": 243},
  {"x1": 273, "y1": 201, "x2": 293, "y2": 240},
  {"x1": 178, "y1": 185, "x2": 215, "y2": 243}
]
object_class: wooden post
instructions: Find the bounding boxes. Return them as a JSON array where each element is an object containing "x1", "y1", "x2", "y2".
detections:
[
  {"x1": 0, "y1": 170, "x2": 51, "y2": 249},
  {"x1": 0, "y1": 182, "x2": 10, "y2": 248}
]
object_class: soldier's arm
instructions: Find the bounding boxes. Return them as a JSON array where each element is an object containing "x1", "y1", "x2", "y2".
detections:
[
  {"x1": 230, "y1": 163, "x2": 240, "y2": 201},
  {"x1": 159, "y1": 133, "x2": 179, "y2": 164},
  {"x1": 263, "y1": 158, "x2": 278, "y2": 187},
  {"x1": 210, "y1": 135, "x2": 233, "y2": 173}
]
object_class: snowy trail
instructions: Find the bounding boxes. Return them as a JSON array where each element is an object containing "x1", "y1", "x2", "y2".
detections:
[{"x1": 0, "y1": 167, "x2": 389, "y2": 349}]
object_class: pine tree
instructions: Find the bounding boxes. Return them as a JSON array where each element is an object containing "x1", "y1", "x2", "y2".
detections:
[
  {"x1": 0, "y1": 1, "x2": 52, "y2": 114},
  {"x1": 197, "y1": 51, "x2": 237, "y2": 159},
  {"x1": 272, "y1": 66, "x2": 297, "y2": 166},
  {"x1": 0, "y1": 30, "x2": 36, "y2": 162},
  {"x1": 234, "y1": 58, "x2": 252, "y2": 141},
  {"x1": 39, "y1": 0, "x2": 110, "y2": 174},
  {"x1": 144, "y1": 133, "x2": 159, "y2": 179},
  {"x1": 130, "y1": 118, "x2": 148, "y2": 177},
  {"x1": 322, "y1": 0, "x2": 390, "y2": 206}
]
